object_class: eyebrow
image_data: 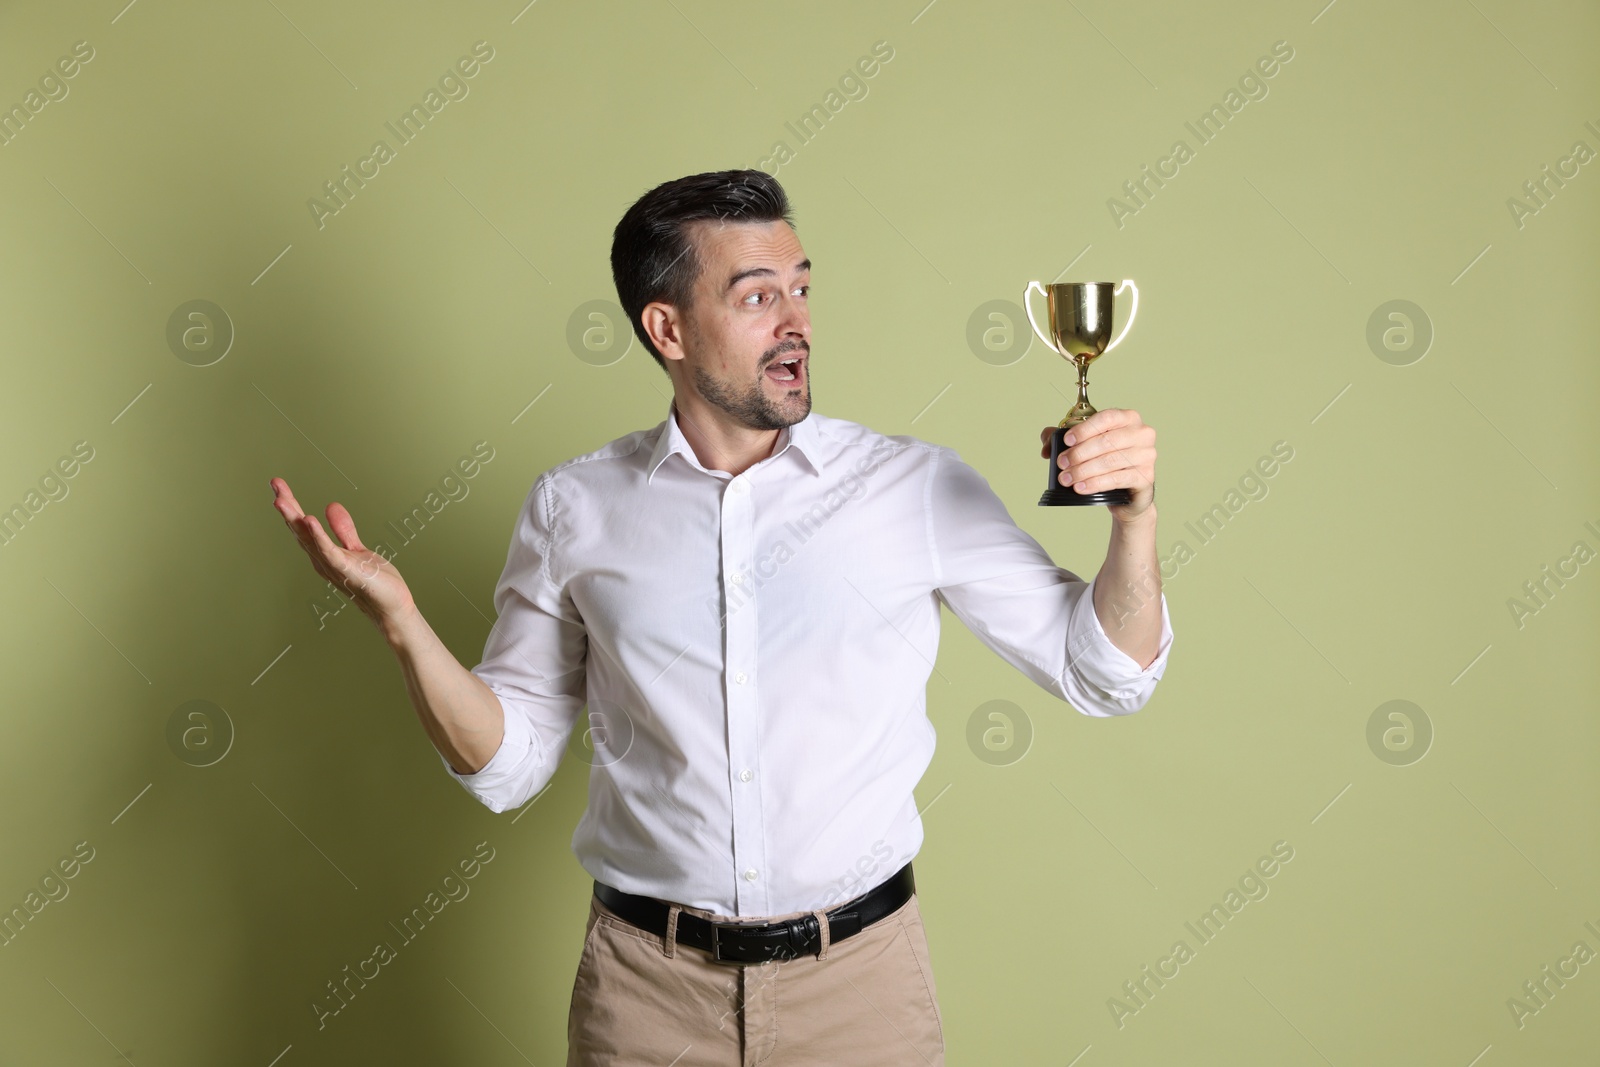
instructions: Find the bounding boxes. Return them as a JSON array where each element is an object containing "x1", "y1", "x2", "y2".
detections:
[{"x1": 725, "y1": 258, "x2": 810, "y2": 292}]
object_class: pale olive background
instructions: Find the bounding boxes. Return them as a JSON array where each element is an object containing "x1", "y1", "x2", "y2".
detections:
[{"x1": 1, "y1": 0, "x2": 1596, "y2": 1063}]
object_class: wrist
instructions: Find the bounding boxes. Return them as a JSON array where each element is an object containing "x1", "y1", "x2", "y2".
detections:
[
  {"x1": 1113, "y1": 503, "x2": 1158, "y2": 532},
  {"x1": 379, "y1": 602, "x2": 429, "y2": 651}
]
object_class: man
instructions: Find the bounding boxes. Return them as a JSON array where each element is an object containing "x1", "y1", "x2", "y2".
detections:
[{"x1": 270, "y1": 169, "x2": 1171, "y2": 1065}]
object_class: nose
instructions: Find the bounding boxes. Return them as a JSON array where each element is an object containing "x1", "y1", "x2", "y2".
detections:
[{"x1": 775, "y1": 289, "x2": 810, "y2": 344}]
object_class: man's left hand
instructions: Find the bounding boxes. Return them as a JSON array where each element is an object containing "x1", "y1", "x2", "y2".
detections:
[{"x1": 1039, "y1": 408, "x2": 1157, "y2": 524}]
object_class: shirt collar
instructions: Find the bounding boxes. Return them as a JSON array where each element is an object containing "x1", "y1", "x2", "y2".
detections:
[{"x1": 646, "y1": 397, "x2": 825, "y2": 484}]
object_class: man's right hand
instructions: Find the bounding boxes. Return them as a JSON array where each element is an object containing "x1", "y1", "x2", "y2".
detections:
[{"x1": 270, "y1": 477, "x2": 417, "y2": 637}]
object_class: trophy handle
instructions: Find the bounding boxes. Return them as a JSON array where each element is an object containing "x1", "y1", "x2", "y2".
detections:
[
  {"x1": 1022, "y1": 280, "x2": 1059, "y2": 355},
  {"x1": 1105, "y1": 279, "x2": 1139, "y2": 352}
]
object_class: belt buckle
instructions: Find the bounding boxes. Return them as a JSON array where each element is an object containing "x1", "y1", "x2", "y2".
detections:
[
  {"x1": 709, "y1": 917, "x2": 810, "y2": 964},
  {"x1": 710, "y1": 920, "x2": 736, "y2": 963}
]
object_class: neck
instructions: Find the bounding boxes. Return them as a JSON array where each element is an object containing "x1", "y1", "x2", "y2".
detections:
[{"x1": 671, "y1": 394, "x2": 782, "y2": 477}]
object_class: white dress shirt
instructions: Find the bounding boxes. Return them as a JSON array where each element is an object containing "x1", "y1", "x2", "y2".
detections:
[{"x1": 441, "y1": 399, "x2": 1173, "y2": 917}]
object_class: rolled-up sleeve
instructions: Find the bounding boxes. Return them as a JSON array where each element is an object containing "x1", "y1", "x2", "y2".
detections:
[
  {"x1": 928, "y1": 445, "x2": 1172, "y2": 717},
  {"x1": 440, "y1": 471, "x2": 587, "y2": 812}
]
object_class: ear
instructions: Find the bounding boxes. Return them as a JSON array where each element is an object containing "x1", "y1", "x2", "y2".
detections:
[{"x1": 642, "y1": 301, "x2": 689, "y2": 365}]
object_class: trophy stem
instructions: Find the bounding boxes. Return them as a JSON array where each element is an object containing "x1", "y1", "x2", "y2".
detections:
[{"x1": 1058, "y1": 356, "x2": 1098, "y2": 429}]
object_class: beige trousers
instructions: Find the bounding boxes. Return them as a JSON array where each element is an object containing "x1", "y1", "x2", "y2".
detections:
[{"x1": 566, "y1": 889, "x2": 945, "y2": 1066}]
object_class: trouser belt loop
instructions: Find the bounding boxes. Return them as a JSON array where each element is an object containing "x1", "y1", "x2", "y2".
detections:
[
  {"x1": 664, "y1": 904, "x2": 680, "y2": 959},
  {"x1": 811, "y1": 909, "x2": 831, "y2": 961}
]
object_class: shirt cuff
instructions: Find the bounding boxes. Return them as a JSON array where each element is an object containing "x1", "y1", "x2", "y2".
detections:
[
  {"x1": 1066, "y1": 572, "x2": 1173, "y2": 699},
  {"x1": 437, "y1": 685, "x2": 535, "y2": 793}
]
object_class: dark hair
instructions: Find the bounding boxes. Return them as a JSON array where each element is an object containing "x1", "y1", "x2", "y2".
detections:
[{"x1": 610, "y1": 170, "x2": 795, "y2": 371}]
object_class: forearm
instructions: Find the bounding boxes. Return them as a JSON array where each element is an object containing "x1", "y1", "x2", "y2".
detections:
[
  {"x1": 1092, "y1": 508, "x2": 1164, "y2": 669},
  {"x1": 381, "y1": 606, "x2": 505, "y2": 775}
]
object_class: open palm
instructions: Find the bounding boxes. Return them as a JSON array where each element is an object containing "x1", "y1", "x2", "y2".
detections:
[{"x1": 270, "y1": 477, "x2": 416, "y2": 630}]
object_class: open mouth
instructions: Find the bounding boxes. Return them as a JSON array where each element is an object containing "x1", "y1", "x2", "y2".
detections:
[{"x1": 764, "y1": 355, "x2": 804, "y2": 384}]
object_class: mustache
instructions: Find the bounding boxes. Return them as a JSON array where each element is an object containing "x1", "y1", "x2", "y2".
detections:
[{"x1": 762, "y1": 341, "x2": 809, "y2": 367}]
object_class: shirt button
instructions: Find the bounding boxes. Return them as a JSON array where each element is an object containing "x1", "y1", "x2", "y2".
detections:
[
  {"x1": 734, "y1": 671, "x2": 747, "y2": 684},
  {"x1": 739, "y1": 769, "x2": 753, "y2": 782},
  {"x1": 731, "y1": 573, "x2": 743, "y2": 585},
  {"x1": 743, "y1": 868, "x2": 759, "y2": 881}
]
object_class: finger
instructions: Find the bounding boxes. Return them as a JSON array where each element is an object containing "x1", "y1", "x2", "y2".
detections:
[
  {"x1": 297, "y1": 511, "x2": 352, "y2": 573},
  {"x1": 278, "y1": 501, "x2": 326, "y2": 560},
  {"x1": 1071, "y1": 408, "x2": 1140, "y2": 445},
  {"x1": 1067, "y1": 425, "x2": 1153, "y2": 465},
  {"x1": 1065, "y1": 445, "x2": 1156, "y2": 482},
  {"x1": 325, "y1": 501, "x2": 368, "y2": 553},
  {"x1": 279, "y1": 506, "x2": 319, "y2": 557},
  {"x1": 1069, "y1": 468, "x2": 1152, "y2": 496},
  {"x1": 1090, "y1": 408, "x2": 1138, "y2": 430},
  {"x1": 1066, "y1": 413, "x2": 1098, "y2": 442},
  {"x1": 1067, "y1": 428, "x2": 1122, "y2": 464},
  {"x1": 270, "y1": 477, "x2": 308, "y2": 524}
]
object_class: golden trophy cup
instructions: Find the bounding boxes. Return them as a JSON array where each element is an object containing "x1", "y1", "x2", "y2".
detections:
[{"x1": 1023, "y1": 278, "x2": 1140, "y2": 506}]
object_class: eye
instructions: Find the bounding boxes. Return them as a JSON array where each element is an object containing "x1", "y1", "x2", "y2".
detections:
[
  {"x1": 793, "y1": 284, "x2": 809, "y2": 297},
  {"x1": 742, "y1": 290, "x2": 767, "y2": 306}
]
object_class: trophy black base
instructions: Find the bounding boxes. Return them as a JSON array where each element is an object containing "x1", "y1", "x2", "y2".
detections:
[
  {"x1": 1040, "y1": 425, "x2": 1131, "y2": 507},
  {"x1": 1040, "y1": 485, "x2": 1131, "y2": 506}
]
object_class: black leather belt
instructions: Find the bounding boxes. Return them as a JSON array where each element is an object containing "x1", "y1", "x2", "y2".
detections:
[{"x1": 592, "y1": 862, "x2": 915, "y2": 964}]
